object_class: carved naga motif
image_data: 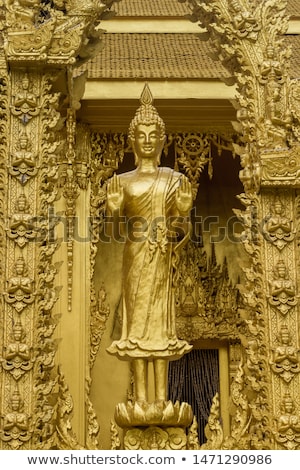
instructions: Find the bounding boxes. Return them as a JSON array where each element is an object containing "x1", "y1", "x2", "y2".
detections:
[{"x1": 3, "y1": 0, "x2": 117, "y2": 64}]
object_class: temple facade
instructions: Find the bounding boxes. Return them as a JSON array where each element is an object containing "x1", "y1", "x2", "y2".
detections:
[{"x1": 1, "y1": 0, "x2": 300, "y2": 450}]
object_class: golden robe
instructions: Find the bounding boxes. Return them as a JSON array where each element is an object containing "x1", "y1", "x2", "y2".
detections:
[{"x1": 107, "y1": 167, "x2": 192, "y2": 361}]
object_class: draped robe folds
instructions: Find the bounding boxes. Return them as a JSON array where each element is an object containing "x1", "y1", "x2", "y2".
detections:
[{"x1": 107, "y1": 167, "x2": 192, "y2": 361}]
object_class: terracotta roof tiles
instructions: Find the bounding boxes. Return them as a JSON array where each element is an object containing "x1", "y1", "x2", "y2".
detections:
[
  {"x1": 84, "y1": 33, "x2": 300, "y2": 81},
  {"x1": 86, "y1": 33, "x2": 229, "y2": 79},
  {"x1": 287, "y1": 0, "x2": 300, "y2": 16},
  {"x1": 113, "y1": 0, "x2": 300, "y2": 18},
  {"x1": 114, "y1": 0, "x2": 187, "y2": 17},
  {"x1": 287, "y1": 35, "x2": 300, "y2": 77}
]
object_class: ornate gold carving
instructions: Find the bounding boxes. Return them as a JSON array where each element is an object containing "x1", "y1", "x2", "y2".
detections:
[
  {"x1": 187, "y1": 416, "x2": 200, "y2": 450},
  {"x1": 32, "y1": 72, "x2": 65, "y2": 449},
  {"x1": 1, "y1": 0, "x2": 119, "y2": 451},
  {"x1": 175, "y1": 242, "x2": 240, "y2": 341},
  {"x1": 232, "y1": 191, "x2": 272, "y2": 448},
  {"x1": 174, "y1": 133, "x2": 212, "y2": 196},
  {"x1": 270, "y1": 324, "x2": 300, "y2": 383},
  {"x1": 10, "y1": 128, "x2": 38, "y2": 183},
  {"x1": 110, "y1": 420, "x2": 121, "y2": 450},
  {"x1": 11, "y1": 73, "x2": 40, "y2": 123},
  {"x1": 7, "y1": 193, "x2": 37, "y2": 247},
  {"x1": 115, "y1": 400, "x2": 193, "y2": 428},
  {"x1": 90, "y1": 283, "x2": 110, "y2": 369},
  {"x1": 102, "y1": 133, "x2": 126, "y2": 169},
  {"x1": 201, "y1": 393, "x2": 223, "y2": 450},
  {"x1": 4, "y1": 1, "x2": 118, "y2": 64},
  {"x1": 264, "y1": 196, "x2": 294, "y2": 250},
  {"x1": 4, "y1": 255, "x2": 35, "y2": 313},
  {"x1": 260, "y1": 148, "x2": 300, "y2": 187},
  {"x1": 54, "y1": 368, "x2": 83, "y2": 450},
  {"x1": 238, "y1": 149, "x2": 261, "y2": 194},
  {"x1": 275, "y1": 391, "x2": 300, "y2": 450},
  {"x1": 2, "y1": 317, "x2": 33, "y2": 380},
  {"x1": 224, "y1": 361, "x2": 251, "y2": 450},
  {"x1": 91, "y1": 132, "x2": 125, "y2": 179},
  {"x1": 85, "y1": 389, "x2": 100, "y2": 450},
  {"x1": 268, "y1": 259, "x2": 297, "y2": 315},
  {"x1": 1, "y1": 387, "x2": 31, "y2": 449},
  {"x1": 87, "y1": 129, "x2": 116, "y2": 448},
  {"x1": 61, "y1": 109, "x2": 80, "y2": 312},
  {"x1": 185, "y1": 0, "x2": 290, "y2": 152},
  {"x1": 123, "y1": 426, "x2": 187, "y2": 450}
]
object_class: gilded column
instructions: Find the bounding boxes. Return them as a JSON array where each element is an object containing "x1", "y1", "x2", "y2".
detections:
[
  {"x1": 0, "y1": 1, "x2": 117, "y2": 450},
  {"x1": 182, "y1": 0, "x2": 300, "y2": 449}
]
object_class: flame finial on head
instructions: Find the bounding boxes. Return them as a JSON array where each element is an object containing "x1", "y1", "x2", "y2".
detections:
[
  {"x1": 140, "y1": 83, "x2": 153, "y2": 107},
  {"x1": 128, "y1": 83, "x2": 165, "y2": 140}
]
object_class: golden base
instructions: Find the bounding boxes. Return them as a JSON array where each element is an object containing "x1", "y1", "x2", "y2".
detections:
[{"x1": 114, "y1": 400, "x2": 193, "y2": 427}]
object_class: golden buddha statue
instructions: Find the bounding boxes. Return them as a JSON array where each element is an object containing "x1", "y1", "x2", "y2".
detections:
[{"x1": 106, "y1": 84, "x2": 193, "y2": 405}]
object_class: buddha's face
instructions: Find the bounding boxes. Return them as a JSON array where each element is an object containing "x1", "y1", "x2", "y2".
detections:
[{"x1": 132, "y1": 124, "x2": 164, "y2": 162}]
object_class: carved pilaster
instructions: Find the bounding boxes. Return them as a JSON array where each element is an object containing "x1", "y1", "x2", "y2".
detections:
[
  {"x1": 0, "y1": 0, "x2": 119, "y2": 450},
  {"x1": 181, "y1": 0, "x2": 297, "y2": 449}
]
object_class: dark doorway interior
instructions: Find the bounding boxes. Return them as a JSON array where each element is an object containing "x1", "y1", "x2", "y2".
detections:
[{"x1": 168, "y1": 349, "x2": 220, "y2": 444}]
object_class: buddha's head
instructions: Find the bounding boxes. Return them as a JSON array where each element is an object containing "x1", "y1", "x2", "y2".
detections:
[{"x1": 129, "y1": 84, "x2": 166, "y2": 165}]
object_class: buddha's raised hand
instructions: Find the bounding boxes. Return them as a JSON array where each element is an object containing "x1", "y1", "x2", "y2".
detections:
[
  {"x1": 107, "y1": 174, "x2": 124, "y2": 213},
  {"x1": 175, "y1": 176, "x2": 193, "y2": 215}
]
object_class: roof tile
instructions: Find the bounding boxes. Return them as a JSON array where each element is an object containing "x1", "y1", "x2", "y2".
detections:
[
  {"x1": 113, "y1": 0, "x2": 300, "y2": 17},
  {"x1": 84, "y1": 33, "x2": 300, "y2": 81},
  {"x1": 86, "y1": 33, "x2": 230, "y2": 79}
]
